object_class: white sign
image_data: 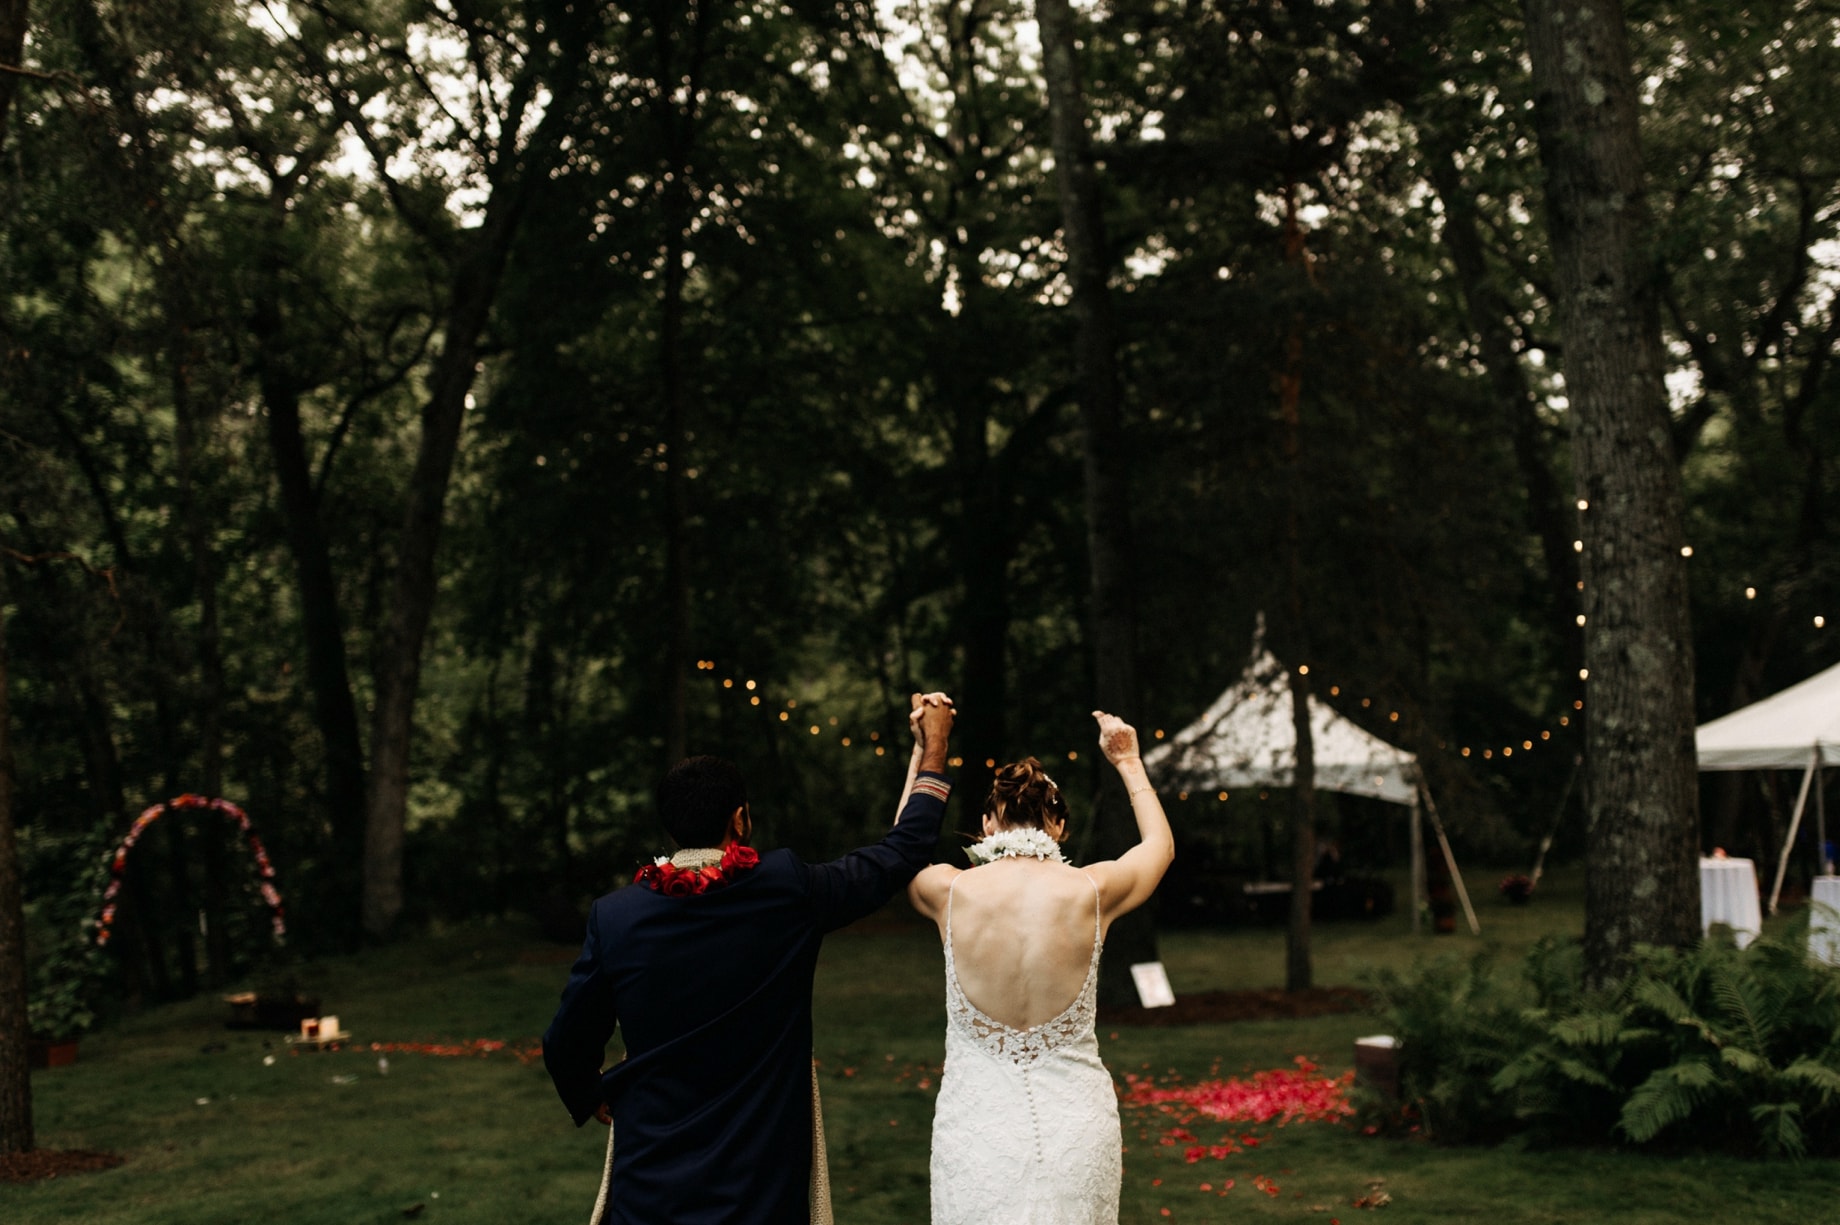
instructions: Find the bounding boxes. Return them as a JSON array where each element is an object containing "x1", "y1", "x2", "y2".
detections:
[{"x1": 1129, "y1": 961, "x2": 1176, "y2": 1008}]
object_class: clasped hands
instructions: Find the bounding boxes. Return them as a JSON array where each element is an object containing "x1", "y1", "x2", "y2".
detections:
[{"x1": 908, "y1": 692, "x2": 955, "y2": 748}]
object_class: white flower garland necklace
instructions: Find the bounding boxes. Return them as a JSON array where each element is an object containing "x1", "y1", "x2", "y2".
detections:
[{"x1": 964, "y1": 826, "x2": 1068, "y2": 866}]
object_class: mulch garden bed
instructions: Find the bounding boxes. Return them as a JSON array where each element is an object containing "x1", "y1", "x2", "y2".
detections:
[
  {"x1": 0, "y1": 1148, "x2": 126, "y2": 1184},
  {"x1": 1099, "y1": 985, "x2": 1374, "y2": 1026}
]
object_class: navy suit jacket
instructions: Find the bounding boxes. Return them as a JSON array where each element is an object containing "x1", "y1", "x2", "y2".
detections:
[{"x1": 542, "y1": 775, "x2": 949, "y2": 1225}]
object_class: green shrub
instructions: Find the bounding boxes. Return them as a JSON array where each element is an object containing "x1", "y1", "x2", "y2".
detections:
[
  {"x1": 20, "y1": 821, "x2": 113, "y2": 1039},
  {"x1": 1367, "y1": 949, "x2": 1537, "y2": 1143},
  {"x1": 1369, "y1": 925, "x2": 1840, "y2": 1158}
]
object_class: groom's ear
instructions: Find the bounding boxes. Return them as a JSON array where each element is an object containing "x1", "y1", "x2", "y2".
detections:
[{"x1": 729, "y1": 804, "x2": 751, "y2": 845}]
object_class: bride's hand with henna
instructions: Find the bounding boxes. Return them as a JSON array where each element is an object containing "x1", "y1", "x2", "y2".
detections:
[{"x1": 1091, "y1": 711, "x2": 1140, "y2": 766}]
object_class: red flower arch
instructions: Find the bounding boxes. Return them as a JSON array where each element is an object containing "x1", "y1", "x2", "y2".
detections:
[{"x1": 95, "y1": 795, "x2": 285, "y2": 948}]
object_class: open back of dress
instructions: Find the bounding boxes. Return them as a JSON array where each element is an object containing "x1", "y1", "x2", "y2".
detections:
[{"x1": 929, "y1": 877, "x2": 1121, "y2": 1225}]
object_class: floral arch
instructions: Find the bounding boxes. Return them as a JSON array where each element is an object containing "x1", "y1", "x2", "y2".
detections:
[{"x1": 95, "y1": 794, "x2": 286, "y2": 948}]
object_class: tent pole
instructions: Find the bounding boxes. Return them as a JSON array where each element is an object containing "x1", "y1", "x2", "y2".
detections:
[
  {"x1": 1419, "y1": 781, "x2": 1480, "y2": 935},
  {"x1": 1818, "y1": 752, "x2": 1830, "y2": 876},
  {"x1": 1410, "y1": 794, "x2": 1425, "y2": 935},
  {"x1": 1768, "y1": 757, "x2": 1818, "y2": 915}
]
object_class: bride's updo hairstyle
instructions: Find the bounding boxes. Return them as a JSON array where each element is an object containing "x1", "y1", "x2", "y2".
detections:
[{"x1": 983, "y1": 757, "x2": 1071, "y2": 832}]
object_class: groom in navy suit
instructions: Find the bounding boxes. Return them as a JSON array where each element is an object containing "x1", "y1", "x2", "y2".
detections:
[{"x1": 543, "y1": 695, "x2": 955, "y2": 1224}]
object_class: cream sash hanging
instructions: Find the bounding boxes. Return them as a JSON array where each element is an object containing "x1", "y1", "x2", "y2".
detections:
[{"x1": 588, "y1": 1060, "x2": 833, "y2": 1225}]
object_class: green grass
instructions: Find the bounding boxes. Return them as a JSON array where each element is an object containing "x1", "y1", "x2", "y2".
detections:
[{"x1": 13, "y1": 866, "x2": 1840, "y2": 1223}]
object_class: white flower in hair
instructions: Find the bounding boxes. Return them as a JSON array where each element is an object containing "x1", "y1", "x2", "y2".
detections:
[{"x1": 965, "y1": 827, "x2": 1068, "y2": 866}]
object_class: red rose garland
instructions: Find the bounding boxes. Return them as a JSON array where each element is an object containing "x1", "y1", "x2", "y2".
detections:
[{"x1": 634, "y1": 843, "x2": 760, "y2": 896}]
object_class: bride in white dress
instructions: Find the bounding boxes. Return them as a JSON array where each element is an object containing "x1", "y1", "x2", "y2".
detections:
[{"x1": 904, "y1": 711, "x2": 1174, "y2": 1225}]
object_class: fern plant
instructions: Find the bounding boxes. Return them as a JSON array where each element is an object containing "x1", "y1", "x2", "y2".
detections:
[
  {"x1": 1458, "y1": 936, "x2": 1642, "y2": 1145},
  {"x1": 1615, "y1": 926, "x2": 1840, "y2": 1158},
  {"x1": 1366, "y1": 951, "x2": 1538, "y2": 1143},
  {"x1": 1365, "y1": 927, "x2": 1840, "y2": 1158}
]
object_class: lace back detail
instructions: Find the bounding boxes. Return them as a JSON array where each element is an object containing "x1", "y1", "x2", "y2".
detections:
[{"x1": 944, "y1": 875, "x2": 1102, "y2": 1066}]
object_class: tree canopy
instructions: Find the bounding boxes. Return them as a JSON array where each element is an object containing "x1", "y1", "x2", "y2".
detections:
[{"x1": 4, "y1": 0, "x2": 1839, "y2": 1049}]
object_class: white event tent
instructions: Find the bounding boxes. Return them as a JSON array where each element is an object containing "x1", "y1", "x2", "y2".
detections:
[
  {"x1": 1143, "y1": 640, "x2": 1478, "y2": 934},
  {"x1": 1695, "y1": 659, "x2": 1840, "y2": 912}
]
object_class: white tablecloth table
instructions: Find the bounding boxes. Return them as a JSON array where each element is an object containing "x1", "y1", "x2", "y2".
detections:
[
  {"x1": 1811, "y1": 876, "x2": 1840, "y2": 965},
  {"x1": 1699, "y1": 856, "x2": 1762, "y2": 950}
]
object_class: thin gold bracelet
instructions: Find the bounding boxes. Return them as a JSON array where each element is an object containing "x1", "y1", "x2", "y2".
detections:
[{"x1": 1128, "y1": 785, "x2": 1156, "y2": 799}]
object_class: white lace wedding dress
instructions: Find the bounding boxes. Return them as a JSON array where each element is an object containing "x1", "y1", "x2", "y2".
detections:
[{"x1": 929, "y1": 877, "x2": 1120, "y2": 1224}]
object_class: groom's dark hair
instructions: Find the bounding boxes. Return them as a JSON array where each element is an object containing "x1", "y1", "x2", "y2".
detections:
[{"x1": 658, "y1": 755, "x2": 749, "y2": 848}]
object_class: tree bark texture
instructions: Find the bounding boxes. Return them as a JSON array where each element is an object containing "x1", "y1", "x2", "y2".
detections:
[
  {"x1": 1036, "y1": 0, "x2": 1153, "y2": 1004},
  {"x1": 1523, "y1": 0, "x2": 1700, "y2": 983},
  {"x1": 0, "y1": 584, "x2": 34, "y2": 1155}
]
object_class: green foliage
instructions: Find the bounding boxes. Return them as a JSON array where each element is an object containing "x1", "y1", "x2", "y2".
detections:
[
  {"x1": 19, "y1": 823, "x2": 113, "y2": 1039},
  {"x1": 1372, "y1": 926, "x2": 1840, "y2": 1158},
  {"x1": 1366, "y1": 950, "x2": 1534, "y2": 1143}
]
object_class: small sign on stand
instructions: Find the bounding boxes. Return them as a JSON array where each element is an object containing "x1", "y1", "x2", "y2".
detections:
[{"x1": 1129, "y1": 961, "x2": 1176, "y2": 1009}]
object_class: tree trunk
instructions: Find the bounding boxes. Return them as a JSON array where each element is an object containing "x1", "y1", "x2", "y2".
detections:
[
  {"x1": 254, "y1": 224, "x2": 369, "y2": 916},
  {"x1": 1036, "y1": 0, "x2": 1152, "y2": 1004},
  {"x1": 1523, "y1": 0, "x2": 1699, "y2": 984},
  {"x1": 659, "y1": 186, "x2": 692, "y2": 768},
  {"x1": 0, "y1": 579, "x2": 34, "y2": 1156},
  {"x1": 1278, "y1": 222, "x2": 1316, "y2": 992},
  {"x1": 1286, "y1": 666, "x2": 1316, "y2": 991},
  {"x1": 953, "y1": 489, "x2": 1011, "y2": 831},
  {"x1": 363, "y1": 221, "x2": 522, "y2": 938},
  {"x1": 170, "y1": 326, "x2": 233, "y2": 982},
  {"x1": 347, "y1": 3, "x2": 599, "y2": 939}
]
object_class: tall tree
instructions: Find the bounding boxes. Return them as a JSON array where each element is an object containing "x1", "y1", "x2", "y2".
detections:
[
  {"x1": 1523, "y1": 0, "x2": 1699, "y2": 982},
  {"x1": 1036, "y1": 0, "x2": 1154, "y2": 1001},
  {"x1": 0, "y1": 566, "x2": 30, "y2": 1155},
  {"x1": 286, "y1": 0, "x2": 606, "y2": 937}
]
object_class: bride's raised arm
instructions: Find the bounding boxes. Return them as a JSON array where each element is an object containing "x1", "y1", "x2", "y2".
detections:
[{"x1": 1083, "y1": 711, "x2": 1175, "y2": 923}]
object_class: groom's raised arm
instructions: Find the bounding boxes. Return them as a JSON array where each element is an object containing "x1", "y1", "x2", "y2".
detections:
[
  {"x1": 803, "y1": 695, "x2": 954, "y2": 930},
  {"x1": 804, "y1": 772, "x2": 950, "y2": 931}
]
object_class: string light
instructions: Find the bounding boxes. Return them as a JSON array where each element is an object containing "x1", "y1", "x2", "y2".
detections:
[{"x1": 692, "y1": 652, "x2": 1585, "y2": 778}]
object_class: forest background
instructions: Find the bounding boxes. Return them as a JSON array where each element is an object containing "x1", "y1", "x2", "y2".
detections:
[{"x1": 3, "y1": 0, "x2": 1838, "y2": 1045}]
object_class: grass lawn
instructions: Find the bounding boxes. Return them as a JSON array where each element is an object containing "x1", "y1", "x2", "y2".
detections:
[{"x1": 12, "y1": 864, "x2": 1838, "y2": 1223}]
